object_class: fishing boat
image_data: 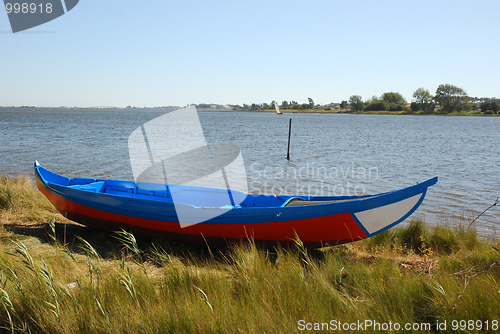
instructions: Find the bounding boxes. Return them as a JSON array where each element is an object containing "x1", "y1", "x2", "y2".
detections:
[{"x1": 34, "y1": 161, "x2": 437, "y2": 248}]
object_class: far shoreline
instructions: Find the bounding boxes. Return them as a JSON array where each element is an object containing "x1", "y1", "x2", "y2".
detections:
[{"x1": 1, "y1": 106, "x2": 498, "y2": 117}]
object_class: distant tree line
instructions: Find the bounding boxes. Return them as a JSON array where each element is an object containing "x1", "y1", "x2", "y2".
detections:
[
  {"x1": 231, "y1": 98, "x2": 316, "y2": 111},
  {"x1": 227, "y1": 84, "x2": 499, "y2": 115},
  {"x1": 348, "y1": 84, "x2": 499, "y2": 114}
]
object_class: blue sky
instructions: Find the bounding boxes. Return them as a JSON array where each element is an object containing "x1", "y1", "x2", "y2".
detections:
[{"x1": 1, "y1": 0, "x2": 499, "y2": 107}]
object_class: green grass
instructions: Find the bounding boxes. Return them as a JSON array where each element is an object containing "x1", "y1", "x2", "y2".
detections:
[{"x1": 0, "y1": 174, "x2": 499, "y2": 333}]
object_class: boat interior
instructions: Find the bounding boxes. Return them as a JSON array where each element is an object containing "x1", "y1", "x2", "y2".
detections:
[{"x1": 38, "y1": 165, "x2": 373, "y2": 208}]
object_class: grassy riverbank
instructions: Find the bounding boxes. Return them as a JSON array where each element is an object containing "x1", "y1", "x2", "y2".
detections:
[{"x1": 0, "y1": 174, "x2": 499, "y2": 333}]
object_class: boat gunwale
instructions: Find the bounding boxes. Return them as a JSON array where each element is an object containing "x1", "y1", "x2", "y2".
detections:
[{"x1": 35, "y1": 162, "x2": 437, "y2": 219}]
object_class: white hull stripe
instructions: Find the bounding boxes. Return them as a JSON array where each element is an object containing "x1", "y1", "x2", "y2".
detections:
[{"x1": 354, "y1": 194, "x2": 422, "y2": 235}]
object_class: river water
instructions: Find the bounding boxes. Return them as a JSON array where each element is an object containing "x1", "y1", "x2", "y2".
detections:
[{"x1": 1, "y1": 108, "x2": 498, "y2": 234}]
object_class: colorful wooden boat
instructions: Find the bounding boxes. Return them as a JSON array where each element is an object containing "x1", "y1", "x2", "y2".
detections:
[{"x1": 34, "y1": 161, "x2": 437, "y2": 248}]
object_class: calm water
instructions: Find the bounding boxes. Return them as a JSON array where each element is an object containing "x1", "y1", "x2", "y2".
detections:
[{"x1": 1, "y1": 108, "x2": 499, "y2": 234}]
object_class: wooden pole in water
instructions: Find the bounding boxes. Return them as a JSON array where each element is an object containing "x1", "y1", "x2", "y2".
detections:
[{"x1": 286, "y1": 118, "x2": 292, "y2": 160}]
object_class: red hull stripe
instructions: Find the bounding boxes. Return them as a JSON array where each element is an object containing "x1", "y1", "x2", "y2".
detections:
[{"x1": 36, "y1": 175, "x2": 368, "y2": 243}]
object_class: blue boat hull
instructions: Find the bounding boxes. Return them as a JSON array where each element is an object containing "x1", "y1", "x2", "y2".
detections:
[{"x1": 34, "y1": 162, "x2": 437, "y2": 248}]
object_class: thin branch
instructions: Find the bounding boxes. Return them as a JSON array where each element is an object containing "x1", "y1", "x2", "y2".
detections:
[{"x1": 469, "y1": 198, "x2": 499, "y2": 227}]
